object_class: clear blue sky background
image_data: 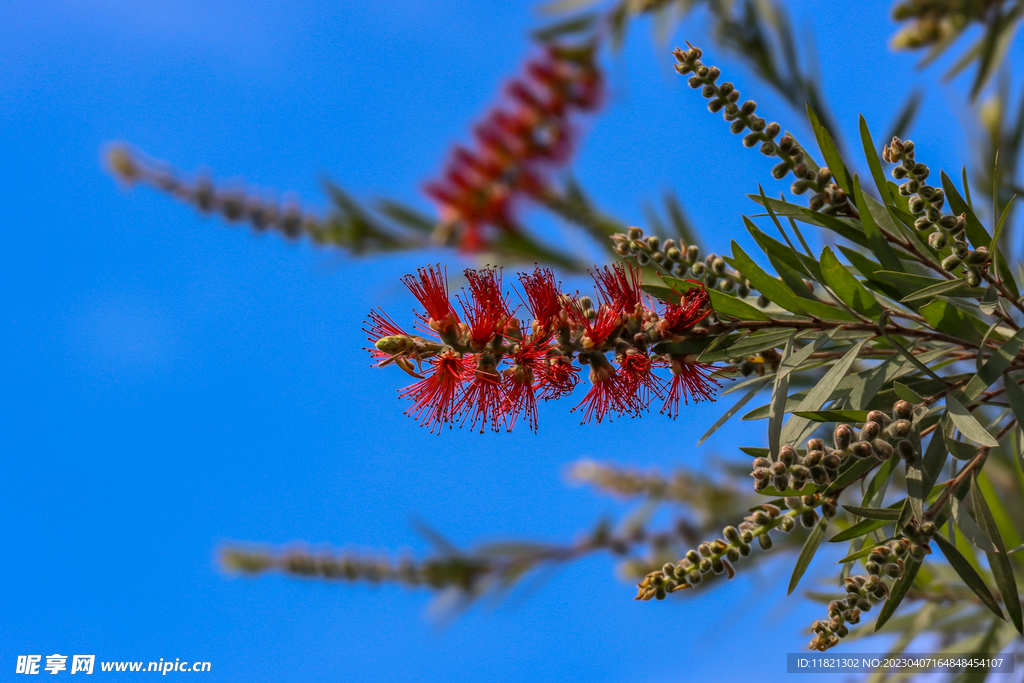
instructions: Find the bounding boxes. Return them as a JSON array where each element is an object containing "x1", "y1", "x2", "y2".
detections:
[{"x1": 2, "y1": 1, "x2": 1018, "y2": 681}]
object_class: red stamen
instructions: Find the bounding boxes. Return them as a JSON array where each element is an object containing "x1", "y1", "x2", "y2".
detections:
[{"x1": 399, "y1": 350, "x2": 468, "y2": 433}]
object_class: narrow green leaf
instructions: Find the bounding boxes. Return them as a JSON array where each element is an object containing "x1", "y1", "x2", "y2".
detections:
[
  {"x1": 900, "y1": 278, "x2": 978, "y2": 303},
  {"x1": 972, "y1": 476, "x2": 1024, "y2": 634},
  {"x1": 825, "y1": 457, "x2": 880, "y2": 494},
  {"x1": 807, "y1": 104, "x2": 853, "y2": 195},
  {"x1": 781, "y1": 338, "x2": 869, "y2": 444},
  {"x1": 699, "y1": 329, "x2": 795, "y2": 363},
  {"x1": 789, "y1": 515, "x2": 829, "y2": 595},
  {"x1": 697, "y1": 378, "x2": 769, "y2": 446},
  {"x1": 854, "y1": 177, "x2": 904, "y2": 273},
  {"x1": 894, "y1": 382, "x2": 924, "y2": 403},
  {"x1": 749, "y1": 195, "x2": 869, "y2": 248},
  {"x1": 842, "y1": 505, "x2": 902, "y2": 521},
  {"x1": 837, "y1": 541, "x2": 894, "y2": 565},
  {"x1": 725, "y1": 242, "x2": 806, "y2": 315},
  {"x1": 932, "y1": 534, "x2": 1005, "y2": 620},
  {"x1": 874, "y1": 556, "x2": 923, "y2": 631},
  {"x1": 875, "y1": 311, "x2": 947, "y2": 385},
  {"x1": 819, "y1": 246, "x2": 883, "y2": 317},
  {"x1": 769, "y1": 334, "x2": 796, "y2": 458},
  {"x1": 951, "y1": 492, "x2": 997, "y2": 552},
  {"x1": 946, "y1": 395, "x2": 1000, "y2": 446},
  {"x1": 963, "y1": 326, "x2": 1024, "y2": 400},
  {"x1": 872, "y1": 270, "x2": 945, "y2": 291},
  {"x1": 919, "y1": 299, "x2": 982, "y2": 343},
  {"x1": 1003, "y1": 376, "x2": 1024, "y2": 432},
  {"x1": 531, "y1": 13, "x2": 599, "y2": 41},
  {"x1": 859, "y1": 115, "x2": 892, "y2": 205},
  {"x1": 792, "y1": 410, "x2": 870, "y2": 422},
  {"x1": 920, "y1": 433, "x2": 949, "y2": 489},
  {"x1": 862, "y1": 452, "x2": 900, "y2": 508},
  {"x1": 941, "y1": 170, "x2": 990, "y2": 247},
  {"x1": 829, "y1": 518, "x2": 890, "y2": 543}
]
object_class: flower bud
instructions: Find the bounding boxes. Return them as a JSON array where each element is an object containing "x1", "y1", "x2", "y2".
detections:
[
  {"x1": 779, "y1": 516, "x2": 796, "y2": 532},
  {"x1": 834, "y1": 424, "x2": 853, "y2": 450},
  {"x1": 758, "y1": 534, "x2": 773, "y2": 550},
  {"x1": 872, "y1": 439, "x2": 894, "y2": 459},
  {"x1": 730, "y1": 119, "x2": 746, "y2": 134},
  {"x1": 897, "y1": 440, "x2": 915, "y2": 462},
  {"x1": 724, "y1": 526, "x2": 740, "y2": 543},
  {"x1": 966, "y1": 268, "x2": 982, "y2": 287},
  {"x1": 726, "y1": 546, "x2": 740, "y2": 562},
  {"x1": 770, "y1": 461, "x2": 788, "y2": 476},
  {"x1": 800, "y1": 510, "x2": 819, "y2": 528},
  {"x1": 698, "y1": 542, "x2": 712, "y2": 557},
  {"x1": 860, "y1": 421, "x2": 881, "y2": 441},
  {"x1": 928, "y1": 231, "x2": 947, "y2": 249},
  {"x1": 893, "y1": 399, "x2": 913, "y2": 418},
  {"x1": 865, "y1": 561, "x2": 880, "y2": 575},
  {"x1": 884, "y1": 563, "x2": 901, "y2": 578},
  {"x1": 778, "y1": 445, "x2": 797, "y2": 467},
  {"x1": 822, "y1": 453, "x2": 841, "y2": 470},
  {"x1": 688, "y1": 570, "x2": 702, "y2": 585},
  {"x1": 889, "y1": 419, "x2": 911, "y2": 438},
  {"x1": 740, "y1": 100, "x2": 757, "y2": 115},
  {"x1": 851, "y1": 441, "x2": 874, "y2": 459},
  {"x1": 941, "y1": 254, "x2": 962, "y2": 271}
]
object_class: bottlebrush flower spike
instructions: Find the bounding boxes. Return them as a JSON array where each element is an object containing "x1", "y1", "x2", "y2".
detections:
[
  {"x1": 425, "y1": 44, "x2": 603, "y2": 251},
  {"x1": 661, "y1": 355, "x2": 722, "y2": 419},
  {"x1": 502, "y1": 335, "x2": 547, "y2": 432},
  {"x1": 399, "y1": 350, "x2": 469, "y2": 433},
  {"x1": 618, "y1": 351, "x2": 668, "y2": 408},
  {"x1": 569, "y1": 299, "x2": 621, "y2": 348},
  {"x1": 536, "y1": 355, "x2": 580, "y2": 401},
  {"x1": 573, "y1": 361, "x2": 636, "y2": 425},
  {"x1": 403, "y1": 265, "x2": 460, "y2": 335},
  {"x1": 657, "y1": 283, "x2": 712, "y2": 337},
  {"x1": 518, "y1": 266, "x2": 563, "y2": 335},
  {"x1": 374, "y1": 262, "x2": 729, "y2": 433},
  {"x1": 460, "y1": 267, "x2": 512, "y2": 348},
  {"x1": 593, "y1": 262, "x2": 644, "y2": 315},
  {"x1": 459, "y1": 355, "x2": 505, "y2": 433}
]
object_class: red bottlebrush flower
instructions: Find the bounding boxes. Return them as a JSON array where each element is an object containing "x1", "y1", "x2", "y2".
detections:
[
  {"x1": 593, "y1": 262, "x2": 644, "y2": 315},
  {"x1": 399, "y1": 350, "x2": 469, "y2": 433},
  {"x1": 572, "y1": 364, "x2": 637, "y2": 425},
  {"x1": 460, "y1": 267, "x2": 511, "y2": 348},
  {"x1": 423, "y1": 46, "x2": 602, "y2": 252},
  {"x1": 658, "y1": 283, "x2": 712, "y2": 336},
  {"x1": 458, "y1": 356, "x2": 505, "y2": 433},
  {"x1": 661, "y1": 355, "x2": 722, "y2": 419},
  {"x1": 618, "y1": 351, "x2": 668, "y2": 410},
  {"x1": 518, "y1": 266, "x2": 563, "y2": 334},
  {"x1": 569, "y1": 300, "x2": 621, "y2": 348},
  {"x1": 402, "y1": 265, "x2": 460, "y2": 334},
  {"x1": 502, "y1": 335, "x2": 548, "y2": 432},
  {"x1": 363, "y1": 308, "x2": 408, "y2": 362},
  {"x1": 536, "y1": 355, "x2": 580, "y2": 400}
]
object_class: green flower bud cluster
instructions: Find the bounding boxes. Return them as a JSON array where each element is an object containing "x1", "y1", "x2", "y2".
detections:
[
  {"x1": 222, "y1": 547, "x2": 489, "y2": 592},
  {"x1": 568, "y1": 459, "x2": 707, "y2": 504},
  {"x1": 751, "y1": 401, "x2": 917, "y2": 493},
  {"x1": 107, "y1": 145, "x2": 321, "y2": 241},
  {"x1": 808, "y1": 520, "x2": 935, "y2": 651},
  {"x1": 883, "y1": 137, "x2": 987, "y2": 286},
  {"x1": 890, "y1": 0, "x2": 979, "y2": 51},
  {"x1": 610, "y1": 226, "x2": 754, "y2": 298},
  {"x1": 671, "y1": 45, "x2": 854, "y2": 217},
  {"x1": 634, "y1": 503, "x2": 800, "y2": 600}
]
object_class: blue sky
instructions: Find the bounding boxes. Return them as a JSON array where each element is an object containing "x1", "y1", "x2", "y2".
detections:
[{"x1": 2, "y1": 1, "x2": 1017, "y2": 681}]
